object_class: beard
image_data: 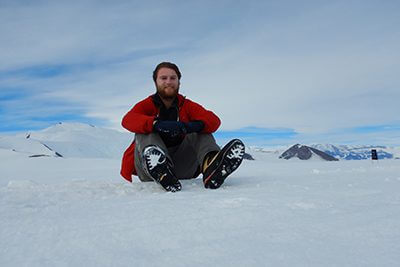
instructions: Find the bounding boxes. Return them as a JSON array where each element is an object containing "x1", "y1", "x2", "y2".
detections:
[{"x1": 156, "y1": 84, "x2": 179, "y2": 101}]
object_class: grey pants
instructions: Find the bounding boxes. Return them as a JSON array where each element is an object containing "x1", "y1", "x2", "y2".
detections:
[{"x1": 134, "y1": 133, "x2": 220, "y2": 182}]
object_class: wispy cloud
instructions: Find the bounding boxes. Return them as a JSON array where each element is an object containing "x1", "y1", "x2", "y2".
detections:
[
  {"x1": 215, "y1": 126, "x2": 298, "y2": 147},
  {"x1": 1, "y1": 0, "x2": 400, "y2": 146}
]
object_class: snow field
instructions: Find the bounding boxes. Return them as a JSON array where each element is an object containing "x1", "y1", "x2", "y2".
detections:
[{"x1": 1, "y1": 151, "x2": 400, "y2": 266}]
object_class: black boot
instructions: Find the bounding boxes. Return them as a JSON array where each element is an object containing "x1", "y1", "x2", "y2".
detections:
[
  {"x1": 203, "y1": 139, "x2": 245, "y2": 189},
  {"x1": 142, "y1": 145, "x2": 182, "y2": 192}
]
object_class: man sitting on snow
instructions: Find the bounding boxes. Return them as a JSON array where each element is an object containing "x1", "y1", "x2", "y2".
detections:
[{"x1": 120, "y1": 62, "x2": 245, "y2": 192}]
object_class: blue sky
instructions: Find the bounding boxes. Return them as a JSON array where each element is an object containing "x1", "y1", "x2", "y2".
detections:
[{"x1": 1, "y1": 0, "x2": 400, "y2": 146}]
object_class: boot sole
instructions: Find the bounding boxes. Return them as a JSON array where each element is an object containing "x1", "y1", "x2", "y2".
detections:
[
  {"x1": 204, "y1": 139, "x2": 245, "y2": 189},
  {"x1": 142, "y1": 146, "x2": 181, "y2": 192}
]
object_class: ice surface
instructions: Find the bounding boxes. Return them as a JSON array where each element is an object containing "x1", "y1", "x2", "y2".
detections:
[{"x1": 1, "y1": 149, "x2": 400, "y2": 266}]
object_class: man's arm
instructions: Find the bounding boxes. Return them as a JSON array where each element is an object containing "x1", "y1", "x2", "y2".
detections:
[
  {"x1": 184, "y1": 99, "x2": 221, "y2": 133},
  {"x1": 121, "y1": 98, "x2": 156, "y2": 134}
]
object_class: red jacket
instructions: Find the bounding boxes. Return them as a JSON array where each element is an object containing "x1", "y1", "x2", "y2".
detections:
[{"x1": 120, "y1": 94, "x2": 221, "y2": 182}]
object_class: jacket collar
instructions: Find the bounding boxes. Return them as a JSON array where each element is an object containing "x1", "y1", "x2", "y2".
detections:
[{"x1": 152, "y1": 93, "x2": 185, "y2": 108}]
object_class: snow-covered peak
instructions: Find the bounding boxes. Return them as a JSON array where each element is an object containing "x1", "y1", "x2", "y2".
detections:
[
  {"x1": 10, "y1": 122, "x2": 133, "y2": 159},
  {"x1": 22, "y1": 122, "x2": 121, "y2": 142},
  {"x1": 0, "y1": 135, "x2": 59, "y2": 157},
  {"x1": 310, "y1": 144, "x2": 394, "y2": 160}
]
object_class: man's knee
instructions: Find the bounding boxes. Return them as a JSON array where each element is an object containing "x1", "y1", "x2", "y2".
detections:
[
  {"x1": 135, "y1": 133, "x2": 167, "y2": 152},
  {"x1": 135, "y1": 132, "x2": 161, "y2": 144}
]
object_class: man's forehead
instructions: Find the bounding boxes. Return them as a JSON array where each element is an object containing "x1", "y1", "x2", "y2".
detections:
[{"x1": 158, "y1": 67, "x2": 178, "y2": 76}]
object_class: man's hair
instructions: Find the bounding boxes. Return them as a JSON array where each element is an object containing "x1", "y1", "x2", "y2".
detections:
[{"x1": 153, "y1": 62, "x2": 181, "y2": 82}]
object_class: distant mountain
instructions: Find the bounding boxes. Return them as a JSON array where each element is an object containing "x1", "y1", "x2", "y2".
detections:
[
  {"x1": 2, "y1": 123, "x2": 398, "y2": 161},
  {"x1": 0, "y1": 135, "x2": 61, "y2": 158},
  {"x1": 0, "y1": 122, "x2": 133, "y2": 159},
  {"x1": 279, "y1": 144, "x2": 339, "y2": 161},
  {"x1": 310, "y1": 144, "x2": 394, "y2": 160},
  {"x1": 243, "y1": 152, "x2": 255, "y2": 160},
  {"x1": 1, "y1": 122, "x2": 256, "y2": 160}
]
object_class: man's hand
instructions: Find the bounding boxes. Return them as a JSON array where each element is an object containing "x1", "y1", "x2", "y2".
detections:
[
  {"x1": 184, "y1": 121, "x2": 204, "y2": 133},
  {"x1": 153, "y1": 120, "x2": 205, "y2": 137},
  {"x1": 153, "y1": 120, "x2": 187, "y2": 137}
]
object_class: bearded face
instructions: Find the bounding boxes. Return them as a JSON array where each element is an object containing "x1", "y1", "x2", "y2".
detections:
[{"x1": 155, "y1": 67, "x2": 180, "y2": 100}]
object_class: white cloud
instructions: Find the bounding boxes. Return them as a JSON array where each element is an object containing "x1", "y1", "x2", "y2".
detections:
[
  {"x1": 175, "y1": 1, "x2": 400, "y2": 134},
  {"x1": 1, "y1": 0, "x2": 400, "y2": 145}
]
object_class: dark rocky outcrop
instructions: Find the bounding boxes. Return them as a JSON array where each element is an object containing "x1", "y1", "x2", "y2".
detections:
[
  {"x1": 29, "y1": 154, "x2": 50, "y2": 158},
  {"x1": 243, "y1": 152, "x2": 255, "y2": 160},
  {"x1": 280, "y1": 144, "x2": 339, "y2": 161}
]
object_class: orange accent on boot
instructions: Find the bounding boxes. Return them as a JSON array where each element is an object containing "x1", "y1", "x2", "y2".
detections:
[
  {"x1": 159, "y1": 173, "x2": 167, "y2": 182},
  {"x1": 202, "y1": 152, "x2": 219, "y2": 173}
]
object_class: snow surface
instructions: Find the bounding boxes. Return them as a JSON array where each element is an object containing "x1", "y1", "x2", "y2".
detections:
[{"x1": 1, "y1": 147, "x2": 400, "y2": 266}]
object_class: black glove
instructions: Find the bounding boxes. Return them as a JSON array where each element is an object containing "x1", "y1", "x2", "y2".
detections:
[
  {"x1": 153, "y1": 120, "x2": 187, "y2": 137},
  {"x1": 184, "y1": 121, "x2": 204, "y2": 133}
]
